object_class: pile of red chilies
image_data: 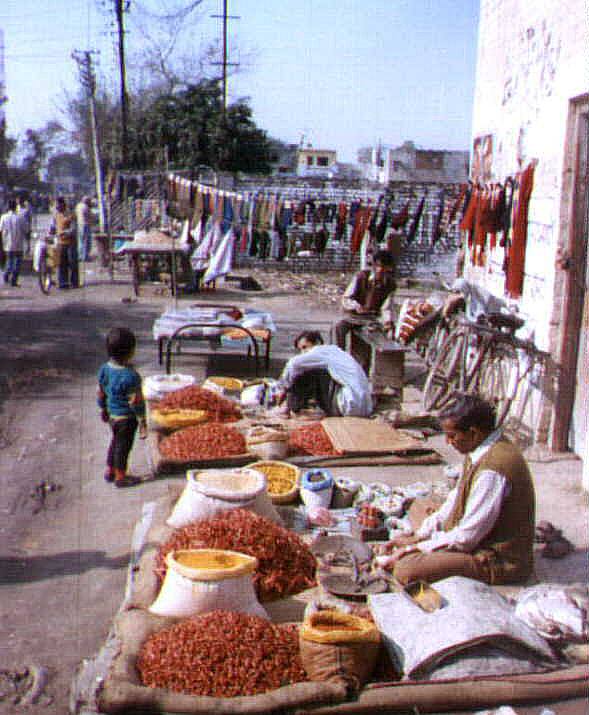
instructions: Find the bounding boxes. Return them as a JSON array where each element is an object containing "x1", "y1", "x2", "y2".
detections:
[
  {"x1": 158, "y1": 384, "x2": 241, "y2": 421},
  {"x1": 288, "y1": 422, "x2": 341, "y2": 456},
  {"x1": 159, "y1": 422, "x2": 246, "y2": 461},
  {"x1": 156, "y1": 508, "x2": 317, "y2": 601},
  {"x1": 137, "y1": 610, "x2": 306, "y2": 697}
]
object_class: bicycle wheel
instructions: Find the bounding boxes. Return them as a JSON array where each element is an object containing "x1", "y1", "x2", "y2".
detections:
[
  {"x1": 422, "y1": 326, "x2": 469, "y2": 412},
  {"x1": 423, "y1": 319, "x2": 450, "y2": 368},
  {"x1": 473, "y1": 342, "x2": 520, "y2": 427},
  {"x1": 38, "y1": 260, "x2": 52, "y2": 295}
]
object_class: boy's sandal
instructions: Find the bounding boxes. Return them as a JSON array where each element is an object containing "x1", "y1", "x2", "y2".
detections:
[
  {"x1": 104, "y1": 471, "x2": 115, "y2": 483},
  {"x1": 114, "y1": 475, "x2": 142, "y2": 488}
]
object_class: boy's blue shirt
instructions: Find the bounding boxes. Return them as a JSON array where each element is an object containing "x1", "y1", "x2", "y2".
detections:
[{"x1": 97, "y1": 361, "x2": 146, "y2": 419}]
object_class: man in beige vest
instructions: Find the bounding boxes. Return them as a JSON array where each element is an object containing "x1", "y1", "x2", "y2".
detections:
[{"x1": 381, "y1": 395, "x2": 536, "y2": 585}]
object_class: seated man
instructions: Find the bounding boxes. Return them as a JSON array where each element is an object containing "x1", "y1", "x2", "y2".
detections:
[
  {"x1": 277, "y1": 330, "x2": 372, "y2": 417},
  {"x1": 380, "y1": 395, "x2": 535, "y2": 586},
  {"x1": 333, "y1": 249, "x2": 397, "y2": 350}
]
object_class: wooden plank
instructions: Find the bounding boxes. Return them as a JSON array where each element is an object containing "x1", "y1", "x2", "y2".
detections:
[
  {"x1": 289, "y1": 452, "x2": 442, "y2": 468},
  {"x1": 321, "y1": 417, "x2": 425, "y2": 455}
]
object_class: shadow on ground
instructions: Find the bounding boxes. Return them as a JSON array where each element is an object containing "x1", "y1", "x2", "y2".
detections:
[{"x1": 0, "y1": 551, "x2": 132, "y2": 584}]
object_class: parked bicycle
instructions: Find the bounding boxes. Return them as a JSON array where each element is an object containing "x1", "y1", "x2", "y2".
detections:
[{"x1": 422, "y1": 311, "x2": 541, "y2": 427}]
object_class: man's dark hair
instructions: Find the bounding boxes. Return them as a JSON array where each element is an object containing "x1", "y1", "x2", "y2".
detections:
[
  {"x1": 438, "y1": 394, "x2": 497, "y2": 433},
  {"x1": 7, "y1": 198, "x2": 17, "y2": 211},
  {"x1": 106, "y1": 327, "x2": 137, "y2": 363},
  {"x1": 373, "y1": 249, "x2": 395, "y2": 268},
  {"x1": 294, "y1": 330, "x2": 324, "y2": 349}
]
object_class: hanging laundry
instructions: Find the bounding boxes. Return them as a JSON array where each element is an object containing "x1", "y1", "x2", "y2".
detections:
[
  {"x1": 405, "y1": 195, "x2": 426, "y2": 245},
  {"x1": 350, "y1": 205, "x2": 372, "y2": 254},
  {"x1": 505, "y1": 161, "x2": 536, "y2": 298},
  {"x1": 389, "y1": 200, "x2": 410, "y2": 230},
  {"x1": 203, "y1": 228, "x2": 236, "y2": 284}
]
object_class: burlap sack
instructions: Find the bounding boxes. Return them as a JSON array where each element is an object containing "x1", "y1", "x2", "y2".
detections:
[
  {"x1": 98, "y1": 609, "x2": 347, "y2": 714},
  {"x1": 299, "y1": 611, "x2": 381, "y2": 696}
]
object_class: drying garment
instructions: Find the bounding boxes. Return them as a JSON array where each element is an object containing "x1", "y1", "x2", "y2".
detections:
[
  {"x1": 269, "y1": 229, "x2": 282, "y2": 260},
  {"x1": 368, "y1": 195, "x2": 385, "y2": 238},
  {"x1": 314, "y1": 226, "x2": 329, "y2": 256},
  {"x1": 448, "y1": 183, "x2": 470, "y2": 225},
  {"x1": 221, "y1": 195, "x2": 234, "y2": 234},
  {"x1": 190, "y1": 222, "x2": 220, "y2": 272},
  {"x1": 348, "y1": 200, "x2": 361, "y2": 225},
  {"x1": 405, "y1": 196, "x2": 426, "y2": 244},
  {"x1": 499, "y1": 178, "x2": 515, "y2": 247},
  {"x1": 459, "y1": 188, "x2": 478, "y2": 249},
  {"x1": 350, "y1": 206, "x2": 372, "y2": 253},
  {"x1": 294, "y1": 201, "x2": 306, "y2": 225},
  {"x1": 203, "y1": 227, "x2": 235, "y2": 284},
  {"x1": 389, "y1": 200, "x2": 410, "y2": 230},
  {"x1": 473, "y1": 188, "x2": 493, "y2": 267},
  {"x1": 505, "y1": 162, "x2": 535, "y2": 299},
  {"x1": 335, "y1": 202, "x2": 348, "y2": 241},
  {"x1": 431, "y1": 190, "x2": 446, "y2": 245}
]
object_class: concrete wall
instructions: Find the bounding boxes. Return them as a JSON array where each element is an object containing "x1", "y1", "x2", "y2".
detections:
[{"x1": 466, "y1": 0, "x2": 587, "y2": 350}]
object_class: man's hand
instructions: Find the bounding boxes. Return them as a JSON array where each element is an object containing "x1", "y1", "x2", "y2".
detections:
[
  {"x1": 374, "y1": 534, "x2": 421, "y2": 555},
  {"x1": 374, "y1": 543, "x2": 421, "y2": 571},
  {"x1": 276, "y1": 388, "x2": 287, "y2": 405},
  {"x1": 100, "y1": 409, "x2": 109, "y2": 423},
  {"x1": 139, "y1": 421, "x2": 148, "y2": 440}
]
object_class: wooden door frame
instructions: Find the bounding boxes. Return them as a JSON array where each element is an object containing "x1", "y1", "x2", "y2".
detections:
[{"x1": 551, "y1": 93, "x2": 589, "y2": 451}]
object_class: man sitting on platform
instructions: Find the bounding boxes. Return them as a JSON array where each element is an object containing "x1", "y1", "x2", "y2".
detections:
[
  {"x1": 333, "y1": 249, "x2": 397, "y2": 350},
  {"x1": 379, "y1": 395, "x2": 536, "y2": 586},
  {"x1": 276, "y1": 330, "x2": 372, "y2": 418}
]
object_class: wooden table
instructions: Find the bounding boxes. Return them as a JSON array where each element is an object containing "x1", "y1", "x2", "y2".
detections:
[{"x1": 349, "y1": 326, "x2": 408, "y2": 397}]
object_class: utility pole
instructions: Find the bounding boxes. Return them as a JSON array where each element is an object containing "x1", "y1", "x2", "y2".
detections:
[
  {"x1": 114, "y1": 0, "x2": 131, "y2": 166},
  {"x1": 72, "y1": 50, "x2": 107, "y2": 233},
  {"x1": 211, "y1": 0, "x2": 239, "y2": 115}
]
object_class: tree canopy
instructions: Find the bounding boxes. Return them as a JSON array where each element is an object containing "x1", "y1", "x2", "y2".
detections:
[{"x1": 126, "y1": 80, "x2": 272, "y2": 173}]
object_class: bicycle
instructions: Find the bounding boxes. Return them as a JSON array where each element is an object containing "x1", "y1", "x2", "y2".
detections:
[
  {"x1": 34, "y1": 235, "x2": 58, "y2": 295},
  {"x1": 422, "y1": 311, "x2": 537, "y2": 427}
]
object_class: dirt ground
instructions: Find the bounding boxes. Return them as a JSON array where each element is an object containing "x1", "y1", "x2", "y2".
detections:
[{"x1": 0, "y1": 260, "x2": 587, "y2": 714}]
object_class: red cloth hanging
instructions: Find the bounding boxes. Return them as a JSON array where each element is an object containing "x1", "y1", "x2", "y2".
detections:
[
  {"x1": 350, "y1": 206, "x2": 372, "y2": 254},
  {"x1": 505, "y1": 162, "x2": 535, "y2": 298}
]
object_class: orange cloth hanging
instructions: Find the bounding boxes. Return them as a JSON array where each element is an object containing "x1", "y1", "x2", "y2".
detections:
[{"x1": 505, "y1": 162, "x2": 535, "y2": 298}]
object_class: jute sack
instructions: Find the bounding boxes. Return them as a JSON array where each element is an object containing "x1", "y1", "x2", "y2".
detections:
[{"x1": 299, "y1": 610, "x2": 381, "y2": 697}]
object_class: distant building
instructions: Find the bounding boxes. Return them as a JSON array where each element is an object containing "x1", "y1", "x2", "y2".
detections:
[
  {"x1": 268, "y1": 141, "x2": 298, "y2": 176},
  {"x1": 358, "y1": 141, "x2": 469, "y2": 184},
  {"x1": 296, "y1": 146, "x2": 337, "y2": 178}
]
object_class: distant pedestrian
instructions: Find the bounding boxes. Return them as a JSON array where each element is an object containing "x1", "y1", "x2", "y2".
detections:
[
  {"x1": 0, "y1": 198, "x2": 26, "y2": 287},
  {"x1": 75, "y1": 195, "x2": 93, "y2": 261},
  {"x1": 97, "y1": 327, "x2": 147, "y2": 488},
  {"x1": 50, "y1": 196, "x2": 79, "y2": 289},
  {"x1": 17, "y1": 196, "x2": 33, "y2": 256}
]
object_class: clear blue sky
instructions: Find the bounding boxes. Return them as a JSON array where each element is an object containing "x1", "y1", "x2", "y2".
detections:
[{"x1": 1, "y1": 0, "x2": 480, "y2": 163}]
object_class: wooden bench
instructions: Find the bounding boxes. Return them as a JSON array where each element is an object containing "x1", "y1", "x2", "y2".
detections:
[{"x1": 349, "y1": 326, "x2": 408, "y2": 398}]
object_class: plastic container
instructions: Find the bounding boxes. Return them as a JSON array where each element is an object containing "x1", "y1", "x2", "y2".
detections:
[
  {"x1": 149, "y1": 549, "x2": 267, "y2": 618},
  {"x1": 300, "y1": 469, "x2": 334, "y2": 510}
]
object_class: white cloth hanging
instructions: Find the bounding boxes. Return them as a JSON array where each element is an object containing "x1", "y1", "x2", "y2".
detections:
[{"x1": 203, "y1": 227, "x2": 235, "y2": 284}]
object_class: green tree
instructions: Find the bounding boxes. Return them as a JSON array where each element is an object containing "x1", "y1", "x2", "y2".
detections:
[{"x1": 127, "y1": 80, "x2": 272, "y2": 173}]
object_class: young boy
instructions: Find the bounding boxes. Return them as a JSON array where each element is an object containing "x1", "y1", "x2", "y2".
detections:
[{"x1": 97, "y1": 327, "x2": 147, "y2": 488}]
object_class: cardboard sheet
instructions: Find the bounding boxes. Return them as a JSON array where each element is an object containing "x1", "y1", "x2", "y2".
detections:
[{"x1": 321, "y1": 417, "x2": 425, "y2": 455}]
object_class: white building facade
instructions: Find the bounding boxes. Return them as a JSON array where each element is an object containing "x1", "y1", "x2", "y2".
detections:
[{"x1": 466, "y1": 0, "x2": 588, "y2": 484}]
